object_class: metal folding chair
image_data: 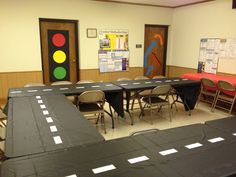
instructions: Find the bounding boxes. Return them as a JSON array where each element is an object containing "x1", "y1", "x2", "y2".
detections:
[
  {"x1": 213, "y1": 80, "x2": 236, "y2": 114},
  {"x1": 197, "y1": 78, "x2": 218, "y2": 112},
  {"x1": 77, "y1": 90, "x2": 106, "y2": 133},
  {"x1": 140, "y1": 84, "x2": 172, "y2": 124}
]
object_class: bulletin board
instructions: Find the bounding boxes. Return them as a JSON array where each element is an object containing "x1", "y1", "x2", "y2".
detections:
[
  {"x1": 198, "y1": 38, "x2": 236, "y2": 74},
  {"x1": 98, "y1": 29, "x2": 129, "y2": 72}
]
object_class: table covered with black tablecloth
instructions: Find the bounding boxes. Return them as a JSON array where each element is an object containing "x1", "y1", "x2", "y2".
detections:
[{"x1": 2, "y1": 118, "x2": 236, "y2": 177}]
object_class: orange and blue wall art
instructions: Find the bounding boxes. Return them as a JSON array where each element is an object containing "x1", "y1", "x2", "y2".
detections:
[{"x1": 144, "y1": 34, "x2": 163, "y2": 76}]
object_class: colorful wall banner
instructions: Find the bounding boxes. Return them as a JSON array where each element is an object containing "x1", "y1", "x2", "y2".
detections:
[
  {"x1": 98, "y1": 30, "x2": 129, "y2": 72},
  {"x1": 98, "y1": 29, "x2": 128, "y2": 50}
]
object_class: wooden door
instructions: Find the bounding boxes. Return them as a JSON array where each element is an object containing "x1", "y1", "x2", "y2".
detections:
[
  {"x1": 39, "y1": 18, "x2": 79, "y2": 85},
  {"x1": 144, "y1": 25, "x2": 168, "y2": 78}
]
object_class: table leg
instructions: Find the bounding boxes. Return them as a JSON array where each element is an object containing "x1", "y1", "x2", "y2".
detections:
[{"x1": 126, "y1": 91, "x2": 133, "y2": 125}]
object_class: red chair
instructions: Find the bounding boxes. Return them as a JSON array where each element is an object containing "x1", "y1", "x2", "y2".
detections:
[
  {"x1": 197, "y1": 78, "x2": 218, "y2": 111},
  {"x1": 213, "y1": 80, "x2": 236, "y2": 114}
]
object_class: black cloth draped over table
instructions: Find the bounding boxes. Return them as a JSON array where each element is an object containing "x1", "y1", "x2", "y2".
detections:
[
  {"x1": 112, "y1": 77, "x2": 201, "y2": 112},
  {"x1": 7, "y1": 82, "x2": 124, "y2": 117},
  {"x1": 2, "y1": 116, "x2": 236, "y2": 177},
  {"x1": 2, "y1": 78, "x2": 236, "y2": 177},
  {"x1": 5, "y1": 95, "x2": 105, "y2": 158}
]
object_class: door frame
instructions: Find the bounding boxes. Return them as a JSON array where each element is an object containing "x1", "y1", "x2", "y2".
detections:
[
  {"x1": 39, "y1": 18, "x2": 80, "y2": 84},
  {"x1": 144, "y1": 24, "x2": 169, "y2": 76}
]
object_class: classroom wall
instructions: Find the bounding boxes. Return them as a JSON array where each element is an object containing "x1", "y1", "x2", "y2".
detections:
[
  {"x1": 1, "y1": 0, "x2": 236, "y2": 102},
  {"x1": 0, "y1": 0, "x2": 173, "y2": 72},
  {"x1": 169, "y1": 0, "x2": 236, "y2": 69}
]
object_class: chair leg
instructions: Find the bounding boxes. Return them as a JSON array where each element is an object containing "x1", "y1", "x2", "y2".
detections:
[
  {"x1": 196, "y1": 92, "x2": 202, "y2": 107},
  {"x1": 229, "y1": 97, "x2": 236, "y2": 114},
  {"x1": 139, "y1": 103, "x2": 147, "y2": 119},
  {"x1": 108, "y1": 104, "x2": 115, "y2": 129},
  {"x1": 171, "y1": 94, "x2": 178, "y2": 111},
  {"x1": 137, "y1": 97, "x2": 144, "y2": 116},
  {"x1": 95, "y1": 114, "x2": 100, "y2": 124},
  {"x1": 212, "y1": 92, "x2": 219, "y2": 112},
  {"x1": 150, "y1": 105, "x2": 153, "y2": 125},
  {"x1": 125, "y1": 101, "x2": 134, "y2": 125},
  {"x1": 131, "y1": 98, "x2": 135, "y2": 110},
  {"x1": 168, "y1": 104, "x2": 172, "y2": 122},
  {"x1": 102, "y1": 112, "x2": 106, "y2": 134},
  {"x1": 211, "y1": 94, "x2": 218, "y2": 112}
]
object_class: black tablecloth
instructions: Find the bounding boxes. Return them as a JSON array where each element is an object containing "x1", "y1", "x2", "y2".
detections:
[
  {"x1": 8, "y1": 82, "x2": 124, "y2": 117},
  {"x1": 205, "y1": 116, "x2": 236, "y2": 134},
  {"x1": 5, "y1": 95, "x2": 104, "y2": 158},
  {"x1": 2, "y1": 123, "x2": 236, "y2": 177},
  {"x1": 113, "y1": 77, "x2": 200, "y2": 111}
]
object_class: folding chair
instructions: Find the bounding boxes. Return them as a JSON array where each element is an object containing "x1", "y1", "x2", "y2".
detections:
[
  {"x1": 51, "y1": 81, "x2": 75, "y2": 104},
  {"x1": 131, "y1": 76, "x2": 150, "y2": 111},
  {"x1": 0, "y1": 107, "x2": 7, "y2": 128},
  {"x1": 213, "y1": 80, "x2": 236, "y2": 114},
  {"x1": 77, "y1": 90, "x2": 106, "y2": 133},
  {"x1": 197, "y1": 78, "x2": 218, "y2": 111},
  {"x1": 24, "y1": 83, "x2": 45, "y2": 87},
  {"x1": 76, "y1": 80, "x2": 95, "y2": 84},
  {"x1": 140, "y1": 84, "x2": 172, "y2": 124},
  {"x1": 117, "y1": 77, "x2": 134, "y2": 125},
  {"x1": 0, "y1": 118, "x2": 6, "y2": 161},
  {"x1": 152, "y1": 75, "x2": 166, "y2": 79}
]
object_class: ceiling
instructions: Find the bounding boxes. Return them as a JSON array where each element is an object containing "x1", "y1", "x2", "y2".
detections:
[{"x1": 95, "y1": 0, "x2": 214, "y2": 8}]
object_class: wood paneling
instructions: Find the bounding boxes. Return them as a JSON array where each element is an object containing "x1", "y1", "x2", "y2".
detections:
[
  {"x1": 166, "y1": 65, "x2": 236, "y2": 78},
  {"x1": 0, "y1": 67, "x2": 143, "y2": 103},
  {"x1": 217, "y1": 72, "x2": 236, "y2": 77},
  {"x1": 1, "y1": 66, "x2": 234, "y2": 103},
  {"x1": 166, "y1": 65, "x2": 197, "y2": 77},
  {"x1": 0, "y1": 71, "x2": 43, "y2": 104},
  {"x1": 80, "y1": 67, "x2": 143, "y2": 82}
]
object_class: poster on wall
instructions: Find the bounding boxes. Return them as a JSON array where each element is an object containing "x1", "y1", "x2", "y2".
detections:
[
  {"x1": 198, "y1": 38, "x2": 236, "y2": 74},
  {"x1": 99, "y1": 50, "x2": 129, "y2": 72},
  {"x1": 48, "y1": 30, "x2": 70, "y2": 82},
  {"x1": 98, "y1": 29, "x2": 129, "y2": 72}
]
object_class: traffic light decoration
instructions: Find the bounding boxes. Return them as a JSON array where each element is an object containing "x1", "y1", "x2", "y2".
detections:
[{"x1": 48, "y1": 30, "x2": 70, "y2": 82}]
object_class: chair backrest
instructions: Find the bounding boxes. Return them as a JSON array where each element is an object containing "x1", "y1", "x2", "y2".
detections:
[
  {"x1": 134, "y1": 76, "x2": 149, "y2": 80},
  {"x1": 24, "y1": 83, "x2": 45, "y2": 87},
  {"x1": 51, "y1": 81, "x2": 72, "y2": 85},
  {"x1": 218, "y1": 80, "x2": 236, "y2": 96},
  {"x1": 76, "y1": 80, "x2": 95, "y2": 84},
  {"x1": 152, "y1": 75, "x2": 166, "y2": 79},
  {"x1": 117, "y1": 77, "x2": 131, "y2": 81},
  {"x1": 201, "y1": 78, "x2": 217, "y2": 91},
  {"x1": 151, "y1": 84, "x2": 171, "y2": 95},
  {"x1": 78, "y1": 90, "x2": 105, "y2": 104}
]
